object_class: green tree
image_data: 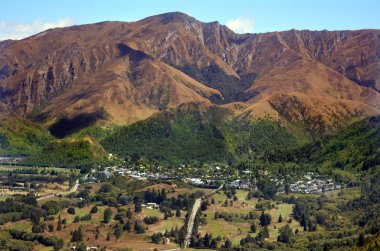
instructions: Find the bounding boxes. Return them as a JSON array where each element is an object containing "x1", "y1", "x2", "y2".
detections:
[
  {"x1": 115, "y1": 224, "x2": 122, "y2": 239},
  {"x1": 73, "y1": 216, "x2": 81, "y2": 223},
  {"x1": 135, "y1": 202, "x2": 142, "y2": 213},
  {"x1": 176, "y1": 208, "x2": 181, "y2": 217},
  {"x1": 284, "y1": 183, "x2": 290, "y2": 194},
  {"x1": 71, "y1": 226, "x2": 83, "y2": 242},
  {"x1": 223, "y1": 239, "x2": 232, "y2": 248},
  {"x1": 99, "y1": 183, "x2": 112, "y2": 193},
  {"x1": 127, "y1": 208, "x2": 133, "y2": 219},
  {"x1": 259, "y1": 211, "x2": 272, "y2": 226},
  {"x1": 277, "y1": 225, "x2": 293, "y2": 243},
  {"x1": 104, "y1": 208, "x2": 113, "y2": 223},
  {"x1": 90, "y1": 206, "x2": 98, "y2": 214},
  {"x1": 67, "y1": 207, "x2": 76, "y2": 215},
  {"x1": 262, "y1": 226, "x2": 269, "y2": 238},
  {"x1": 151, "y1": 233, "x2": 163, "y2": 244},
  {"x1": 56, "y1": 219, "x2": 62, "y2": 231},
  {"x1": 134, "y1": 222, "x2": 146, "y2": 234},
  {"x1": 358, "y1": 233, "x2": 365, "y2": 247},
  {"x1": 210, "y1": 239, "x2": 218, "y2": 249},
  {"x1": 124, "y1": 221, "x2": 132, "y2": 232},
  {"x1": 48, "y1": 223, "x2": 54, "y2": 232},
  {"x1": 76, "y1": 242, "x2": 87, "y2": 251}
]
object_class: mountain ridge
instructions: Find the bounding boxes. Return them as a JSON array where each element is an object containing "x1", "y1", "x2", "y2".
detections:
[{"x1": 0, "y1": 12, "x2": 379, "y2": 137}]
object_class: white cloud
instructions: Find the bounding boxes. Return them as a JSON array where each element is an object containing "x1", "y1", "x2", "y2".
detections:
[
  {"x1": 0, "y1": 18, "x2": 75, "y2": 41},
  {"x1": 226, "y1": 17, "x2": 254, "y2": 34}
]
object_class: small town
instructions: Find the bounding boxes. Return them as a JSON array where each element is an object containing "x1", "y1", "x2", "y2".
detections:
[{"x1": 83, "y1": 164, "x2": 345, "y2": 195}]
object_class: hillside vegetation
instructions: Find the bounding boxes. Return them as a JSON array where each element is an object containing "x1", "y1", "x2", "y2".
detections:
[
  {"x1": 101, "y1": 104, "x2": 306, "y2": 164},
  {"x1": 20, "y1": 137, "x2": 110, "y2": 169},
  {"x1": 269, "y1": 116, "x2": 380, "y2": 172},
  {"x1": 0, "y1": 116, "x2": 52, "y2": 156}
]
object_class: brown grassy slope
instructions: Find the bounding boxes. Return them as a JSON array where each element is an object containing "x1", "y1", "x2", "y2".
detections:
[
  {"x1": 0, "y1": 12, "x2": 379, "y2": 131},
  {"x1": 39, "y1": 45, "x2": 222, "y2": 125}
]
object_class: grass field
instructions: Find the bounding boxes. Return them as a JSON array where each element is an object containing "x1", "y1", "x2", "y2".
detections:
[
  {"x1": 37, "y1": 196, "x2": 72, "y2": 206},
  {"x1": 200, "y1": 189, "x2": 303, "y2": 245},
  {"x1": 0, "y1": 220, "x2": 32, "y2": 232}
]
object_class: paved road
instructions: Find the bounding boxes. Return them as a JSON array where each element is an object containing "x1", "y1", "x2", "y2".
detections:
[
  {"x1": 67, "y1": 179, "x2": 79, "y2": 194},
  {"x1": 36, "y1": 179, "x2": 79, "y2": 201},
  {"x1": 183, "y1": 183, "x2": 224, "y2": 249},
  {"x1": 183, "y1": 197, "x2": 202, "y2": 249}
]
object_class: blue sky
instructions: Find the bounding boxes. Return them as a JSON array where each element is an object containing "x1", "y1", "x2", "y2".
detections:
[{"x1": 1, "y1": 0, "x2": 379, "y2": 40}]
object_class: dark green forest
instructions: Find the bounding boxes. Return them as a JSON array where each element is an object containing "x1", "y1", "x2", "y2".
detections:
[{"x1": 100, "y1": 107, "x2": 305, "y2": 165}]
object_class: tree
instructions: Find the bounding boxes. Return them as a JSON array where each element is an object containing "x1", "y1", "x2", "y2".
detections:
[
  {"x1": 247, "y1": 191, "x2": 253, "y2": 200},
  {"x1": 259, "y1": 211, "x2": 272, "y2": 226},
  {"x1": 211, "y1": 198, "x2": 215, "y2": 204},
  {"x1": 204, "y1": 233, "x2": 212, "y2": 247},
  {"x1": 32, "y1": 223, "x2": 46, "y2": 233},
  {"x1": 250, "y1": 223, "x2": 257, "y2": 233},
  {"x1": 73, "y1": 216, "x2": 81, "y2": 223},
  {"x1": 104, "y1": 208, "x2": 113, "y2": 223},
  {"x1": 134, "y1": 222, "x2": 146, "y2": 234},
  {"x1": 99, "y1": 183, "x2": 112, "y2": 193},
  {"x1": 262, "y1": 226, "x2": 269, "y2": 238},
  {"x1": 210, "y1": 239, "x2": 218, "y2": 249},
  {"x1": 201, "y1": 200, "x2": 209, "y2": 211},
  {"x1": 67, "y1": 207, "x2": 76, "y2": 215},
  {"x1": 190, "y1": 235, "x2": 198, "y2": 247},
  {"x1": 135, "y1": 202, "x2": 142, "y2": 213},
  {"x1": 151, "y1": 233, "x2": 163, "y2": 244},
  {"x1": 48, "y1": 223, "x2": 54, "y2": 232},
  {"x1": 90, "y1": 206, "x2": 98, "y2": 214},
  {"x1": 57, "y1": 219, "x2": 62, "y2": 231},
  {"x1": 126, "y1": 208, "x2": 133, "y2": 219},
  {"x1": 284, "y1": 183, "x2": 290, "y2": 194},
  {"x1": 124, "y1": 221, "x2": 132, "y2": 232},
  {"x1": 76, "y1": 242, "x2": 87, "y2": 251},
  {"x1": 106, "y1": 232, "x2": 111, "y2": 241},
  {"x1": 223, "y1": 239, "x2": 232, "y2": 248},
  {"x1": 176, "y1": 208, "x2": 181, "y2": 217},
  {"x1": 143, "y1": 216, "x2": 159, "y2": 224},
  {"x1": 214, "y1": 211, "x2": 219, "y2": 219},
  {"x1": 278, "y1": 214, "x2": 283, "y2": 223},
  {"x1": 71, "y1": 226, "x2": 83, "y2": 242},
  {"x1": 115, "y1": 224, "x2": 122, "y2": 239},
  {"x1": 223, "y1": 199, "x2": 228, "y2": 207},
  {"x1": 277, "y1": 225, "x2": 293, "y2": 243},
  {"x1": 316, "y1": 212, "x2": 327, "y2": 225},
  {"x1": 358, "y1": 233, "x2": 365, "y2": 247},
  {"x1": 257, "y1": 178, "x2": 278, "y2": 199},
  {"x1": 53, "y1": 238, "x2": 64, "y2": 251}
]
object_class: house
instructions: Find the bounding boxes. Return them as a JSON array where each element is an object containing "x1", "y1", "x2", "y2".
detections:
[
  {"x1": 147, "y1": 202, "x2": 159, "y2": 209},
  {"x1": 188, "y1": 178, "x2": 204, "y2": 185}
]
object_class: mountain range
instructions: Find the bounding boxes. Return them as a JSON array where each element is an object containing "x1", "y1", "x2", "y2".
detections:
[{"x1": 0, "y1": 12, "x2": 379, "y2": 163}]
